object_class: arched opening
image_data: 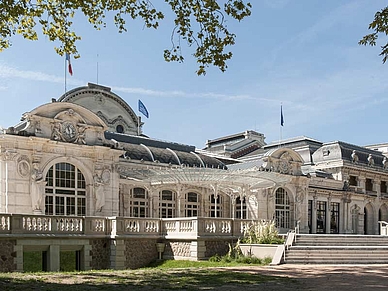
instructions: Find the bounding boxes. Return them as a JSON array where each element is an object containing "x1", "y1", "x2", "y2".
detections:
[
  {"x1": 209, "y1": 194, "x2": 223, "y2": 218},
  {"x1": 379, "y1": 204, "x2": 388, "y2": 235},
  {"x1": 364, "y1": 203, "x2": 375, "y2": 235},
  {"x1": 185, "y1": 192, "x2": 200, "y2": 217},
  {"x1": 235, "y1": 196, "x2": 247, "y2": 219},
  {"x1": 129, "y1": 187, "x2": 149, "y2": 217},
  {"x1": 275, "y1": 188, "x2": 290, "y2": 229},
  {"x1": 159, "y1": 190, "x2": 176, "y2": 218},
  {"x1": 45, "y1": 162, "x2": 86, "y2": 216}
]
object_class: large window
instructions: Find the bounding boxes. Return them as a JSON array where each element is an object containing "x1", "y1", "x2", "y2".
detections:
[
  {"x1": 349, "y1": 176, "x2": 357, "y2": 186},
  {"x1": 381, "y1": 181, "x2": 387, "y2": 194},
  {"x1": 159, "y1": 190, "x2": 176, "y2": 218},
  {"x1": 130, "y1": 187, "x2": 149, "y2": 217},
  {"x1": 330, "y1": 202, "x2": 340, "y2": 234},
  {"x1": 275, "y1": 188, "x2": 290, "y2": 229},
  {"x1": 316, "y1": 201, "x2": 326, "y2": 233},
  {"x1": 235, "y1": 197, "x2": 247, "y2": 219},
  {"x1": 366, "y1": 178, "x2": 373, "y2": 192},
  {"x1": 210, "y1": 194, "x2": 223, "y2": 218},
  {"x1": 45, "y1": 163, "x2": 86, "y2": 216},
  {"x1": 185, "y1": 192, "x2": 200, "y2": 217}
]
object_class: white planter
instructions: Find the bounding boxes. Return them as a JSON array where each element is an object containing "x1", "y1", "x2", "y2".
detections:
[{"x1": 239, "y1": 244, "x2": 279, "y2": 259}]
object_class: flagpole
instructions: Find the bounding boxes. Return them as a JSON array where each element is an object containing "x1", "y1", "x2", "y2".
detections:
[
  {"x1": 280, "y1": 103, "x2": 283, "y2": 148},
  {"x1": 64, "y1": 55, "x2": 67, "y2": 97},
  {"x1": 138, "y1": 116, "x2": 140, "y2": 136},
  {"x1": 97, "y1": 53, "x2": 99, "y2": 85}
]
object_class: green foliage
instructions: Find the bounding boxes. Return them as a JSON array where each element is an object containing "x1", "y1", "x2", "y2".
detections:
[
  {"x1": 0, "y1": 0, "x2": 252, "y2": 75},
  {"x1": 359, "y1": 6, "x2": 388, "y2": 63},
  {"x1": 240, "y1": 220, "x2": 284, "y2": 245},
  {"x1": 208, "y1": 242, "x2": 270, "y2": 265},
  {"x1": 24, "y1": 252, "x2": 43, "y2": 272},
  {"x1": 23, "y1": 251, "x2": 77, "y2": 272},
  {"x1": 60, "y1": 251, "x2": 77, "y2": 272}
]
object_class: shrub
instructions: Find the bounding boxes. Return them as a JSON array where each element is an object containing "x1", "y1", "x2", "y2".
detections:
[
  {"x1": 240, "y1": 220, "x2": 284, "y2": 245},
  {"x1": 209, "y1": 254, "x2": 222, "y2": 262}
]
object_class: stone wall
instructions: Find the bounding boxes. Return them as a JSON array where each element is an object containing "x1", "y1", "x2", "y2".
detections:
[
  {"x1": 124, "y1": 239, "x2": 158, "y2": 269},
  {"x1": 204, "y1": 240, "x2": 233, "y2": 258},
  {"x1": 0, "y1": 239, "x2": 16, "y2": 272},
  {"x1": 164, "y1": 241, "x2": 191, "y2": 259},
  {"x1": 90, "y1": 239, "x2": 110, "y2": 270}
]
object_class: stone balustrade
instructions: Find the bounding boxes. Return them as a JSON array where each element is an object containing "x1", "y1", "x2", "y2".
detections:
[{"x1": 0, "y1": 214, "x2": 250, "y2": 239}]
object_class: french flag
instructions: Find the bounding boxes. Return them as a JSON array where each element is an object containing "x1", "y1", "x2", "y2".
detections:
[{"x1": 65, "y1": 53, "x2": 73, "y2": 76}]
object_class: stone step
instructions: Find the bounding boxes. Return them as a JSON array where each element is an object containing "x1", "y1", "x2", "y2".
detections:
[
  {"x1": 283, "y1": 234, "x2": 388, "y2": 264},
  {"x1": 286, "y1": 251, "x2": 388, "y2": 257},
  {"x1": 294, "y1": 241, "x2": 388, "y2": 246},
  {"x1": 286, "y1": 259, "x2": 388, "y2": 265}
]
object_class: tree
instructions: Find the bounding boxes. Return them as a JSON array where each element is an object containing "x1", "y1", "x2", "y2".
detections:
[
  {"x1": 359, "y1": 6, "x2": 388, "y2": 64},
  {"x1": 0, "y1": 0, "x2": 251, "y2": 75}
]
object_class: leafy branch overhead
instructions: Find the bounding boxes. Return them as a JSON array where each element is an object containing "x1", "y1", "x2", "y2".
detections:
[
  {"x1": 0, "y1": 0, "x2": 251, "y2": 75},
  {"x1": 359, "y1": 6, "x2": 388, "y2": 64}
]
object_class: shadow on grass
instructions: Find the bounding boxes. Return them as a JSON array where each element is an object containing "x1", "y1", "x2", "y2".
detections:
[{"x1": 0, "y1": 269, "x2": 291, "y2": 291}]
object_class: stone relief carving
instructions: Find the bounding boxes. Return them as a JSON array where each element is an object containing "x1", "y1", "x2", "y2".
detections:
[
  {"x1": 295, "y1": 186, "x2": 305, "y2": 221},
  {"x1": 277, "y1": 152, "x2": 292, "y2": 174},
  {"x1": 51, "y1": 109, "x2": 88, "y2": 144},
  {"x1": 94, "y1": 168, "x2": 111, "y2": 212},
  {"x1": 31, "y1": 162, "x2": 46, "y2": 212},
  {"x1": 262, "y1": 151, "x2": 298, "y2": 175},
  {"x1": 17, "y1": 156, "x2": 30, "y2": 178},
  {"x1": 95, "y1": 94, "x2": 105, "y2": 105}
]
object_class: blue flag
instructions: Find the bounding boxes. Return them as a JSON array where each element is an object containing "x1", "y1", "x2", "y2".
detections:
[
  {"x1": 281, "y1": 105, "x2": 284, "y2": 126},
  {"x1": 138, "y1": 100, "x2": 149, "y2": 118}
]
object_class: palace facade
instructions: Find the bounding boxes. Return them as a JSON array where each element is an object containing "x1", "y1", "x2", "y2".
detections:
[{"x1": 0, "y1": 83, "x2": 387, "y2": 271}]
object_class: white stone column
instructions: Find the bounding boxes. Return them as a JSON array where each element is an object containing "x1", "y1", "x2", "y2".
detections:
[
  {"x1": 311, "y1": 195, "x2": 317, "y2": 233},
  {"x1": 359, "y1": 177, "x2": 366, "y2": 193},
  {"x1": 47, "y1": 245, "x2": 60, "y2": 272},
  {"x1": 326, "y1": 196, "x2": 331, "y2": 234},
  {"x1": 83, "y1": 244, "x2": 92, "y2": 271},
  {"x1": 375, "y1": 179, "x2": 381, "y2": 197},
  {"x1": 14, "y1": 244, "x2": 23, "y2": 272},
  {"x1": 110, "y1": 240, "x2": 125, "y2": 270},
  {"x1": 190, "y1": 240, "x2": 206, "y2": 260}
]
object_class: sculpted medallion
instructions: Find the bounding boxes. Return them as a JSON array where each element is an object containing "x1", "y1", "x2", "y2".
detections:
[{"x1": 61, "y1": 121, "x2": 78, "y2": 142}]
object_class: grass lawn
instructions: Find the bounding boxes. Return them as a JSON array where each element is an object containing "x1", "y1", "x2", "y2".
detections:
[{"x1": 0, "y1": 260, "x2": 291, "y2": 290}]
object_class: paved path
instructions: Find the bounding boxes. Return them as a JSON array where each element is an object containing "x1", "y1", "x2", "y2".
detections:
[{"x1": 225, "y1": 264, "x2": 388, "y2": 290}]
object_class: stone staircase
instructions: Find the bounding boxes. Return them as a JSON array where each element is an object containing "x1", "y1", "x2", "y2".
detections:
[{"x1": 284, "y1": 234, "x2": 388, "y2": 264}]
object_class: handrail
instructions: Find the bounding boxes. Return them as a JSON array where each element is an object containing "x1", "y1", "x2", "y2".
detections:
[
  {"x1": 379, "y1": 221, "x2": 388, "y2": 236},
  {"x1": 281, "y1": 221, "x2": 300, "y2": 262},
  {"x1": 282, "y1": 230, "x2": 295, "y2": 262}
]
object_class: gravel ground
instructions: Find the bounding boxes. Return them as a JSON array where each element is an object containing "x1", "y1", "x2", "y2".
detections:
[{"x1": 224, "y1": 264, "x2": 388, "y2": 290}]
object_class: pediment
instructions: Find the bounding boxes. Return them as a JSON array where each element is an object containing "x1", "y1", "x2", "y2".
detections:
[
  {"x1": 262, "y1": 148, "x2": 304, "y2": 175},
  {"x1": 19, "y1": 102, "x2": 108, "y2": 146}
]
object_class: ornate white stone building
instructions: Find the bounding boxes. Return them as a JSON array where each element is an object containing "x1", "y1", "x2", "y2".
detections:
[{"x1": 0, "y1": 83, "x2": 387, "y2": 271}]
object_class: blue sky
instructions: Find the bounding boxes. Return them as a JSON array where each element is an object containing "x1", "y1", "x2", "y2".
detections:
[{"x1": 0, "y1": 0, "x2": 387, "y2": 149}]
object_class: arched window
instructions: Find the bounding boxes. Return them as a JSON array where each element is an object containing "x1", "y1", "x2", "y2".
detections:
[
  {"x1": 185, "y1": 192, "x2": 200, "y2": 217},
  {"x1": 235, "y1": 197, "x2": 247, "y2": 219},
  {"x1": 210, "y1": 194, "x2": 223, "y2": 218},
  {"x1": 275, "y1": 188, "x2": 290, "y2": 229},
  {"x1": 159, "y1": 190, "x2": 176, "y2": 218},
  {"x1": 45, "y1": 163, "x2": 86, "y2": 216},
  {"x1": 130, "y1": 187, "x2": 148, "y2": 217}
]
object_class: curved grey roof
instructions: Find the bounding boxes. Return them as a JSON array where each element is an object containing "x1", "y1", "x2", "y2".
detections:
[
  {"x1": 313, "y1": 141, "x2": 386, "y2": 168},
  {"x1": 106, "y1": 131, "x2": 227, "y2": 169}
]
